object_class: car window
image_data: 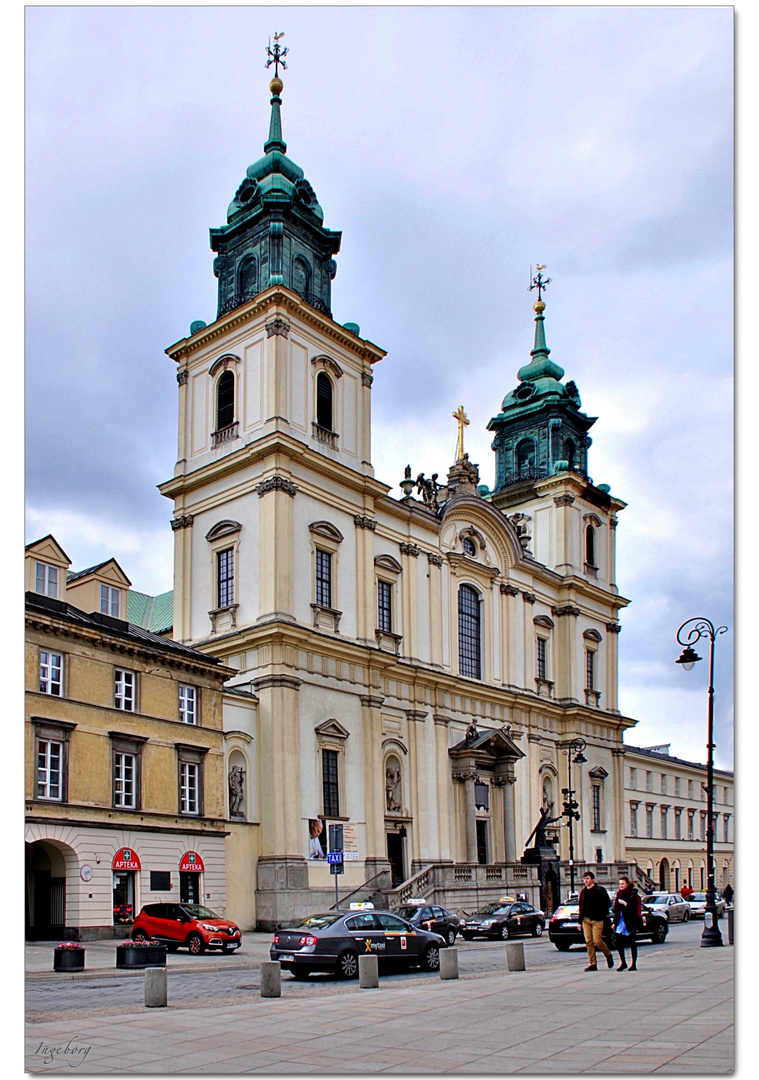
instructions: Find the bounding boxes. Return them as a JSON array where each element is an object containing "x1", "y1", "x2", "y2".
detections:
[
  {"x1": 553, "y1": 905, "x2": 578, "y2": 918},
  {"x1": 143, "y1": 904, "x2": 162, "y2": 917},
  {"x1": 376, "y1": 913, "x2": 410, "y2": 931},
  {"x1": 432, "y1": 907, "x2": 447, "y2": 918},
  {"x1": 420, "y1": 907, "x2": 434, "y2": 920},
  {"x1": 180, "y1": 904, "x2": 219, "y2": 919},
  {"x1": 292, "y1": 913, "x2": 343, "y2": 930},
  {"x1": 345, "y1": 913, "x2": 379, "y2": 931},
  {"x1": 394, "y1": 907, "x2": 417, "y2": 921},
  {"x1": 164, "y1": 905, "x2": 182, "y2": 920}
]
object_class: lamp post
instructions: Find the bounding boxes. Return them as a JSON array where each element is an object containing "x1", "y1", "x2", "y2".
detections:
[
  {"x1": 675, "y1": 617, "x2": 728, "y2": 948},
  {"x1": 561, "y1": 738, "x2": 587, "y2": 896}
]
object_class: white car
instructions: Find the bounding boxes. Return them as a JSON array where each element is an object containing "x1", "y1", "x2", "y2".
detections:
[
  {"x1": 685, "y1": 892, "x2": 725, "y2": 918},
  {"x1": 643, "y1": 892, "x2": 690, "y2": 922}
]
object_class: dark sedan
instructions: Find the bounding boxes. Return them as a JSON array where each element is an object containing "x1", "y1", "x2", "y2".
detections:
[
  {"x1": 393, "y1": 902, "x2": 460, "y2": 945},
  {"x1": 548, "y1": 901, "x2": 668, "y2": 951},
  {"x1": 460, "y1": 900, "x2": 545, "y2": 940},
  {"x1": 270, "y1": 910, "x2": 445, "y2": 979}
]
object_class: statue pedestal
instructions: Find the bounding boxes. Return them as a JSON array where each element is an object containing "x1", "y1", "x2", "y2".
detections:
[{"x1": 521, "y1": 846, "x2": 561, "y2": 915}]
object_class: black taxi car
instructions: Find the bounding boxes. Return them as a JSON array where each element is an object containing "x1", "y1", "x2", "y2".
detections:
[
  {"x1": 547, "y1": 900, "x2": 668, "y2": 951},
  {"x1": 393, "y1": 901, "x2": 460, "y2": 945},
  {"x1": 459, "y1": 899, "x2": 545, "y2": 940},
  {"x1": 270, "y1": 909, "x2": 445, "y2": 979}
]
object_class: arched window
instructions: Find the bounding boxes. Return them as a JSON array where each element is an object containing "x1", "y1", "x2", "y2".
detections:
[
  {"x1": 239, "y1": 255, "x2": 258, "y2": 298},
  {"x1": 516, "y1": 438, "x2": 536, "y2": 476},
  {"x1": 458, "y1": 584, "x2": 481, "y2": 679},
  {"x1": 563, "y1": 437, "x2": 576, "y2": 468},
  {"x1": 316, "y1": 372, "x2": 333, "y2": 431},
  {"x1": 292, "y1": 256, "x2": 311, "y2": 297},
  {"x1": 216, "y1": 370, "x2": 235, "y2": 430},
  {"x1": 585, "y1": 523, "x2": 596, "y2": 567}
]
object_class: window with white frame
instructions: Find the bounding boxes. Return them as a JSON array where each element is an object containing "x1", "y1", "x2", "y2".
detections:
[
  {"x1": 675, "y1": 776, "x2": 681, "y2": 797},
  {"x1": 646, "y1": 805, "x2": 654, "y2": 838},
  {"x1": 660, "y1": 773, "x2": 667, "y2": 795},
  {"x1": 458, "y1": 584, "x2": 482, "y2": 679},
  {"x1": 179, "y1": 684, "x2": 198, "y2": 725},
  {"x1": 536, "y1": 636, "x2": 547, "y2": 681},
  {"x1": 377, "y1": 580, "x2": 393, "y2": 633},
  {"x1": 629, "y1": 767, "x2": 637, "y2": 788},
  {"x1": 688, "y1": 778, "x2": 695, "y2": 798},
  {"x1": 114, "y1": 669, "x2": 135, "y2": 711},
  {"x1": 592, "y1": 784, "x2": 601, "y2": 830},
  {"x1": 700, "y1": 810, "x2": 707, "y2": 838},
  {"x1": 322, "y1": 748, "x2": 340, "y2": 817},
  {"x1": 315, "y1": 549, "x2": 332, "y2": 608},
  {"x1": 674, "y1": 807, "x2": 682, "y2": 840},
  {"x1": 100, "y1": 584, "x2": 121, "y2": 617},
  {"x1": 315, "y1": 718, "x2": 350, "y2": 823},
  {"x1": 660, "y1": 806, "x2": 669, "y2": 838},
  {"x1": 39, "y1": 650, "x2": 63, "y2": 696},
  {"x1": 646, "y1": 771, "x2": 653, "y2": 792},
  {"x1": 177, "y1": 745, "x2": 206, "y2": 816},
  {"x1": 35, "y1": 562, "x2": 59, "y2": 598},
  {"x1": 114, "y1": 752, "x2": 136, "y2": 808},
  {"x1": 723, "y1": 814, "x2": 730, "y2": 843},
  {"x1": 586, "y1": 649, "x2": 596, "y2": 691},
  {"x1": 37, "y1": 739, "x2": 62, "y2": 800},
  {"x1": 688, "y1": 809, "x2": 695, "y2": 840},
  {"x1": 630, "y1": 802, "x2": 639, "y2": 837},
  {"x1": 217, "y1": 548, "x2": 235, "y2": 608}
]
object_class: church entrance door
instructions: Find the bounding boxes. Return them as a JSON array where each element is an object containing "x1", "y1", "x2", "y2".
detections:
[{"x1": 386, "y1": 833, "x2": 405, "y2": 886}]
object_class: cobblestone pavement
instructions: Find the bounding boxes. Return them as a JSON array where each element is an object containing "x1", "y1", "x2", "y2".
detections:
[{"x1": 24, "y1": 922, "x2": 735, "y2": 1074}]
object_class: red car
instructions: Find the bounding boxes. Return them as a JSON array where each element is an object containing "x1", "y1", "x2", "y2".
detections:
[{"x1": 131, "y1": 902, "x2": 242, "y2": 954}]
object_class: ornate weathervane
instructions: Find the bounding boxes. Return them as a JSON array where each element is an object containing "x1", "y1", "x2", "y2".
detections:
[
  {"x1": 452, "y1": 405, "x2": 469, "y2": 461},
  {"x1": 529, "y1": 264, "x2": 551, "y2": 303},
  {"x1": 265, "y1": 33, "x2": 288, "y2": 78}
]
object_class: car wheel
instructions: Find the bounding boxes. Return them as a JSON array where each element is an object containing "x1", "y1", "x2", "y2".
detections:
[
  {"x1": 682, "y1": 909, "x2": 690, "y2": 922},
  {"x1": 422, "y1": 945, "x2": 441, "y2": 972},
  {"x1": 652, "y1": 923, "x2": 668, "y2": 944},
  {"x1": 532, "y1": 922, "x2": 543, "y2": 937},
  {"x1": 186, "y1": 933, "x2": 205, "y2": 955},
  {"x1": 554, "y1": 941, "x2": 571, "y2": 951},
  {"x1": 292, "y1": 969, "x2": 311, "y2": 980},
  {"x1": 336, "y1": 950, "x2": 358, "y2": 979},
  {"x1": 131, "y1": 929, "x2": 149, "y2": 942},
  {"x1": 446, "y1": 928, "x2": 457, "y2": 946},
  {"x1": 500, "y1": 924, "x2": 511, "y2": 940}
]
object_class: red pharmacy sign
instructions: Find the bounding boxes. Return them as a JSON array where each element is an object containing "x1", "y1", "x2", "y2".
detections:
[
  {"x1": 112, "y1": 847, "x2": 141, "y2": 871},
  {"x1": 179, "y1": 851, "x2": 204, "y2": 872}
]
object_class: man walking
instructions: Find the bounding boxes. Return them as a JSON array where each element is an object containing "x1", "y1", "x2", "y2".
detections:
[{"x1": 578, "y1": 870, "x2": 614, "y2": 971}]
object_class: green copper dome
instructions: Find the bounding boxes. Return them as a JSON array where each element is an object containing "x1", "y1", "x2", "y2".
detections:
[
  {"x1": 488, "y1": 295, "x2": 596, "y2": 490},
  {"x1": 210, "y1": 75, "x2": 341, "y2": 319}
]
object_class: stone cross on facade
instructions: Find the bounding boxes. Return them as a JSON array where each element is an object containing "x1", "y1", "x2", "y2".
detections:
[{"x1": 452, "y1": 405, "x2": 469, "y2": 462}]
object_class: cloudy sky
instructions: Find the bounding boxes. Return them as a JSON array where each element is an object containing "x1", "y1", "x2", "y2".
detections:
[{"x1": 23, "y1": 4, "x2": 734, "y2": 769}]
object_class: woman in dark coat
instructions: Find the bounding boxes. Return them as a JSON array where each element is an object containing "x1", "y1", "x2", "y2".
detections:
[{"x1": 613, "y1": 874, "x2": 642, "y2": 971}]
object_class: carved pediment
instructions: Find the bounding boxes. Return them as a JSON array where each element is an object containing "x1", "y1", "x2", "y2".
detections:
[
  {"x1": 309, "y1": 521, "x2": 345, "y2": 543},
  {"x1": 315, "y1": 718, "x2": 350, "y2": 740},
  {"x1": 375, "y1": 554, "x2": 403, "y2": 573},
  {"x1": 205, "y1": 520, "x2": 242, "y2": 542},
  {"x1": 583, "y1": 628, "x2": 603, "y2": 642}
]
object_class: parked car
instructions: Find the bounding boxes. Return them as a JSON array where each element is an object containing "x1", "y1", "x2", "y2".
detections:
[
  {"x1": 269, "y1": 909, "x2": 445, "y2": 979},
  {"x1": 459, "y1": 899, "x2": 545, "y2": 940},
  {"x1": 643, "y1": 892, "x2": 690, "y2": 922},
  {"x1": 131, "y1": 903, "x2": 242, "y2": 954},
  {"x1": 684, "y1": 892, "x2": 725, "y2": 918},
  {"x1": 548, "y1": 900, "x2": 668, "y2": 951},
  {"x1": 393, "y1": 901, "x2": 460, "y2": 945}
]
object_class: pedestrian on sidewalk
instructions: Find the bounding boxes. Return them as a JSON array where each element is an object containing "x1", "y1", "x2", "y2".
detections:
[
  {"x1": 578, "y1": 871, "x2": 614, "y2": 971},
  {"x1": 722, "y1": 883, "x2": 733, "y2": 905},
  {"x1": 613, "y1": 874, "x2": 642, "y2": 971}
]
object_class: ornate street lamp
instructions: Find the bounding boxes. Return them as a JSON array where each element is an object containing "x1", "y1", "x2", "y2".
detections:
[
  {"x1": 675, "y1": 617, "x2": 728, "y2": 948},
  {"x1": 561, "y1": 737, "x2": 587, "y2": 896}
]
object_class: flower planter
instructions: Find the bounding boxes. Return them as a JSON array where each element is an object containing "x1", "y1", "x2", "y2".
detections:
[
  {"x1": 53, "y1": 947, "x2": 85, "y2": 972},
  {"x1": 116, "y1": 944, "x2": 167, "y2": 969}
]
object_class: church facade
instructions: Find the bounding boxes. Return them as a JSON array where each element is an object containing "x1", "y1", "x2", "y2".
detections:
[{"x1": 158, "y1": 68, "x2": 638, "y2": 930}]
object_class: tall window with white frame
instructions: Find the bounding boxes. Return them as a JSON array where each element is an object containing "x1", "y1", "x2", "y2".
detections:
[
  {"x1": 35, "y1": 562, "x2": 59, "y2": 598},
  {"x1": 377, "y1": 580, "x2": 392, "y2": 633},
  {"x1": 114, "y1": 669, "x2": 135, "y2": 711},
  {"x1": 688, "y1": 809, "x2": 695, "y2": 840},
  {"x1": 585, "y1": 523, "x2": 596, "y2": 567},
  {"x1": 458, "y1": 584, "x2": 481, "y2": 679},
  {"x1": 322, "y1": 748, "x2": 340, "y2": 818},
  {"x1": 180, "y1": 762, "x2": 199, "y2": 815},
  {"x1": 315, "y1": 549, "x2": 332, "y2": 608},
  {"x1": 592, "y1": 784, "x2": 602, "y2": 830},
  {"x1": 217, "y1": 548, "x2": 235, "y2": 608},
  {"x1": 630, "y1": 802, "x2": 639, "y2": 837},
  {"x1": 586, "y1": 649, "x2": 595, "y2": 691},
  {"x1": 39, "y1": 650, "x2": 63, "y2": 697},
  {"x1": 100, "y1": 584, "x2": 121, "y2": 617},
  {"x1": 114, "y1": 752, "x2": 136, "y2": 808},
  {"x1": 646, "y1": 805, "x2": 654, "y2": 839},
  {"x1": 536, "y1": 636, "x2": 547, "y2": 681},
  {"x1": 179, "y1": 685, "x2": 197, "y2": 725},
  {"x1": 37, "y1": 739, "x2": 62, "y2": 800}
]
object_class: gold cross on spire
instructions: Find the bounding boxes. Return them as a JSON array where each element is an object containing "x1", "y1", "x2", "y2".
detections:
[{"x1": 452, "y1": 405, "x2": 469, "y2": 461}]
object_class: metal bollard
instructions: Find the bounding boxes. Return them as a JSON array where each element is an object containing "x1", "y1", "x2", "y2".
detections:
[
  {"x1": 726, "y1": 905, "x2": 734, "y2": 945},
  {"x1": 144, "y1": 967, "x2": 167, "y2": 1007},
  {"x1": 260, "y1": 960, "x2": 282, "y2": 997},
  {"x1": 505, "y1": 942, "x2": 525, "y2": 971},
  {"x1": 440, "y1": 947, "x2": 459, "y2": 980},
  {"x1": 359, "y1": 954, "x2": 379, "y2": 988}
]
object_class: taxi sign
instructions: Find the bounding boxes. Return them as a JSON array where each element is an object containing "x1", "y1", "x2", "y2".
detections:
[
  {"x1": 327, "y1": 851, "x2": 343, "y2": 864},
  {"x1": 406, "y1": 898, "x2": 427, "y2": 906},
  {"x1": 349, "y1": 902, "x2": 374, "y2": 910},
  {"x1": 499, "y1": 895, "x2": 516, "y2": 903}
]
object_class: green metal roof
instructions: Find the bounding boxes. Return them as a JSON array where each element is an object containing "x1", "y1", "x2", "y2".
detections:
[{"x1": 127, "y1": 589, "x2": 174, "y2": 635}]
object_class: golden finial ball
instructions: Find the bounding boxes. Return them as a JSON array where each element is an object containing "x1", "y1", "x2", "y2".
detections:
[
  {"x1": 269, "y1": 76, "x2": 283, "y2": 95},
  {"x1": 534, "y1": 299, "x2": 545, "y2": 313}
]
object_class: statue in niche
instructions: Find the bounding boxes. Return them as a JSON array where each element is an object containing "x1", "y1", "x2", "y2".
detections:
[
  {"x1": 228, "y1": 766, "x2": 246, "y2": 819},
  {"x1": 385, "y1": 765, "x2": 402, "y2": 812},
  {"x1": 524, "y1": 803, "x2": 562, "y2": 850}
]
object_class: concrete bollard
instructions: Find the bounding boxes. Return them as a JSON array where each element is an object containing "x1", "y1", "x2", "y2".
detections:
[
  {"x1": 358, "y1": 954, "x2": 379, "y2": 988},
  {"x1": 144, "y1": 967, "x2": 167, "y2": 1007},
  {"x1": 726, "y1": 905, "x2": 734, "y2": 945},
  {"x1": 260, "y1": 960, "x2": 282, "y2": 997},
  {"x1": 440, "y1": 947, "x2": 459, "y2": 980},
  {"x1": 505, "y1": 942, "x2": 525, "y2": 971}
]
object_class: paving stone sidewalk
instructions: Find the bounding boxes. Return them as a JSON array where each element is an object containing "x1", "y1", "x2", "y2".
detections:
[{"x1": 25, "y1": 941, "x2": 734, "y2": 1074}]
